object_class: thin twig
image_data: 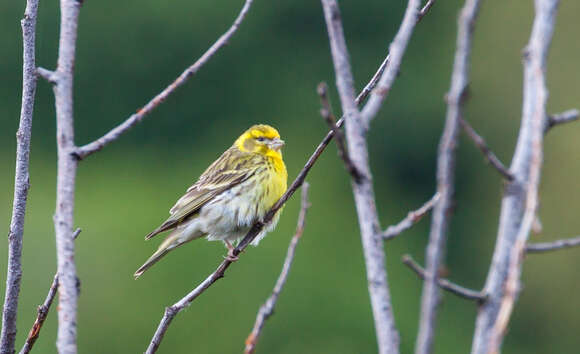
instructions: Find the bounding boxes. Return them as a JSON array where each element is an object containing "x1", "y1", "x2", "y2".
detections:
[
  {"x1": 19, "y1": 229, "x2": 81, "y2": 354},
  {"x1": 472, "y1": 1, "x2": 560, "y2": 353},
  {"x1": 402, "y1": 255, "x2": 485, "y2": 302},
  {"x1": 459, "y1": 118, "x2": 514, "y2": 181},
  {"x1": 244, "y1": 184, "x2": 310, "y2": 354},
  {"x1": 545, "y1": 109, "x2": 579, "y2": 132},
  {"x1": 36, "y1": 67, "x2": 57, "y2": 84},
  {"x1": 382, "y1": 193, "x2": 440, "y2": 241},
  {"x1": 74, "y1": 0, "x2": 255, "y2": 160},
  {"x1": 0, "y1": 0, "x2": 39, "y2": 352},
  {"x1": 415, "y1": 1, "x2": 482, "y2": 353},
  {"x1": 526, "y1": 235, "x2": 580, "y2": 253},
  {"x1": 317, "y1": 82, "x2": 362, "y2": 181}
]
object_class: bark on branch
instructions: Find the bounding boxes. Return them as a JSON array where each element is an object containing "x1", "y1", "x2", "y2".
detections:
[
  {"x1": 0, "y1": 0, "x2": 39, "y2": 352},
  {"x1": 526, "y1": 235, "x2": 580, "y2": 253},
  {"x1": 244, "y1": 184, "x2": 310, "y2": 354},
  {"x1": 471, "y1": 1, "x2": 560, "y2": 353},
  {"x1": 415, "y1": 1, "x2": 482, "y2": 353}
]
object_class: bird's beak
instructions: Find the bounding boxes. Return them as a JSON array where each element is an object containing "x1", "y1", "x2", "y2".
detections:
[{"x1": 269, "y1": 138, "x2": 285, "y2": 151}]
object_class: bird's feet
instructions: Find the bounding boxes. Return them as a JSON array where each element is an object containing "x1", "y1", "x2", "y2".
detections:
[{"x1": 224, "y1": 241, "x2": 239, "y2": 262}]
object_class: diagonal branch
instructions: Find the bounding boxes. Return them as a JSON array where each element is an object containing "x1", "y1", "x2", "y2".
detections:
[
  {"x1": 459, "y1": 118, "x2": 514, "y2": 181},
  {"x1": 382, "y1": 193, "x2": 440, "y2": 241},
  {"x1": 545, "y1": 108, "x2": 579, "y2": 132},
  {"x1": 18, "y1": 229, "x2": 81, "y2": 354},
  {"x1": 402, "y1": 255, "x2": 485, "y2": 302},
  {"x1": 74, "y1": 0, "x2": 255, "y2": 160},
  {"x1": 472, "y1": 1, "x2": 560, "y2": 353},
  {"x1": 526, "y1": 235, "x2": 580, "y2": 253},
  {"x1": 1, "y1": 0, "x2": 39, "y2": 352},
  {"x1": 415, "y1": 1, "x2": 482, "y2": 353},
  {"x1": 244, "y1": 184, "x2": 310, "y2": 354}
]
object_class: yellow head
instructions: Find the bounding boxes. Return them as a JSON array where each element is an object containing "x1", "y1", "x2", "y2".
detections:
[{"x1": 235, "y1": 124, "x2": 285, "y2": 158}]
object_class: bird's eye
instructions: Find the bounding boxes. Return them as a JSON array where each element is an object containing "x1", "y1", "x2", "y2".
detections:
[{"x1": 257, "y1": 137, "x2": 266, "y2": 142}]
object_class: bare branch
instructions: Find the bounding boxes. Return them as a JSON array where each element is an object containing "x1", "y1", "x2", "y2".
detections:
[
  {"x1": 459, "y1": 118, "x2": 514, "y2": 181},
  {"x1": 382, "y1": 193, "x2": 440, "y2": 241},
  {"x1": 359, "y1": 0, "x2": 422, "y2": 126},
  {"x1": 1, "y1": 0, "x2": 39, "y2": 352},
  {"x1": 402, "y1": 255, "x2": 485, "y2": 302},
  {"x1": 526, "y1": 235, "x2": 580, "y2": 253},
  {"x1": 415, "y1": 1, "x2": 482, "y2": 353},
  {"x1": 48, "y1": 1, "x2": 84, "y2": 352},
  {"x1": 19, "y1": 229, "x2": 80, "y2": 354},
  {"x1": 244, "y1": 184, "x2": 310, "y2": 354},
  {"x1": 74, "y1": 0, "x2": 255, "y2": 160},
  {"x1": 472, "y1": 1, "x2": 560, "y2": 353},
  {"x1": 317, "y1": 82, "x2": 362, "y2": 181},
  {"x1": 545, "y1": 108, "x2": 579, "y2": 132},
  {"x1": 418, "y1": 0, "x2": 436, "y2": 22}
]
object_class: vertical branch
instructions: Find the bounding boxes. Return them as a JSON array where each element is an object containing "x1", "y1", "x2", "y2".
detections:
[
  {"x1": 0, "y1": 0, "x2": 39, "y2": 352},
  {"x1": 415, "y1": 1, "x2": 482, "y2": 353},
  {"x1": 51, "y1": 0, "x2": 82, "y2": 352},
  {"x1": 471, "y1": 1, "x2": 560, "y2": 353},
  {"x1": 321, "y1": 0, "x2": 422, "y2": 352}
]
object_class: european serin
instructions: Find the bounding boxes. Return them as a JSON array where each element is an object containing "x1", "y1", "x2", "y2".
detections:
[{"x1": 134, "y1": 124, "x2": 287, "y2": 278}]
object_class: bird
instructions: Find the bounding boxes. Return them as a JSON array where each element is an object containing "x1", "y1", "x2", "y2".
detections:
[{"x1": 134, "y1": 124, "x2": 288, "y2": 278}]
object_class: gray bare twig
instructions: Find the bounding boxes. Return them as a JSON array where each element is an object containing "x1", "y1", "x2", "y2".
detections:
[
  {"x1": 472, "y1": 1, "x2": 560, "y2": 353},
  {"x1": 545, "y1": 109, "x2": 579, "y2": 132},
  {"x1": 459, "y1": 118, "x2": 514, "y2": 181},
  {"x1": 244, "y1": 184, "x2": 310, "y2": 354},
  {"x1": 74, "y1": 0, "x2": 255, "y2": 160},
  {"x1": 0, "y1": 0, "x2": 39, "y2": 352},
  {"x1": 526, "y1": 235, "x2": 580, "y2": 253},
  {"x1": 382, "y1": 193, "x2": 440, "y2": 241},
  {"x1": 402, "y1": 255, "x2": 485, "y2": 302},
  {"x1": 19, "y1": 229, "x2": 81, "y2": 354},
  {"x1": 415, "y1": 1, "x2": 482, "y2": 353},
  {"x1": 317, "y1": 82, "x2": 362, "y2": 181}
]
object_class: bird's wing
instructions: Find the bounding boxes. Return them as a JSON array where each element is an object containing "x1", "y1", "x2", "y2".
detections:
[{"x1": 145, "y1": 148, "x2": 257, "y2": 239}]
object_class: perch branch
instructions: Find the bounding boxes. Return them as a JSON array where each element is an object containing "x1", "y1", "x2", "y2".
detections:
[
  {"x1": 74, "y1": 0, "x2": 255, "y2": 160},
  {"x1": 526, "y1": 235, "x2": 580, "y2": 253},
  {"x1": 244, "y1": 184, "x2": 310, "y2": 354},
  {"x1": 0, "y1": 0, "x2": 39, "y2": 352},
  {"x1": 471, "y1": 1, "x2": 560, "y2": 353},
  {"x1": 382, "y1": 193, "x2": 440, "y2": 240},
  {"x1": 415, "y1": 1, "x2": 482, "y2": 353},
  {"x1": 545, "y1": 109, "x2": 579, "y2": 132},
  {"x1": 402, "y1": 255, "x2": 485, "y2": 302},
  {"x1": 459, "y1": 118, "x2": 514, "y2": 181},
  {"x1": 19, "y1": 229, "x2": 81, "y2": 354},
  {"x1": 317, "y1": 82, "x2": 362, "y2": 181},
  {"x1": 145, "y1": 2, "x2": 437, "y2": 350}
]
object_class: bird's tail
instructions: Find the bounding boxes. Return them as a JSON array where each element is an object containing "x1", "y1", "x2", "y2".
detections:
[{"x1": 134, "y1": 227, "x2": 204, "y2": 279}]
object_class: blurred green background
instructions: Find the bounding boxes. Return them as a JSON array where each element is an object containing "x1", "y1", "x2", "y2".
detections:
[{"x1": 2, "y1": 0, "x2": 580, "y2": 353}]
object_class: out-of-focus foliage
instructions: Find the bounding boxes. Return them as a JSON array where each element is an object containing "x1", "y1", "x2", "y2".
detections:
[{"x1": 1, "y1": 0, "x2": 580, "y2": 353}]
